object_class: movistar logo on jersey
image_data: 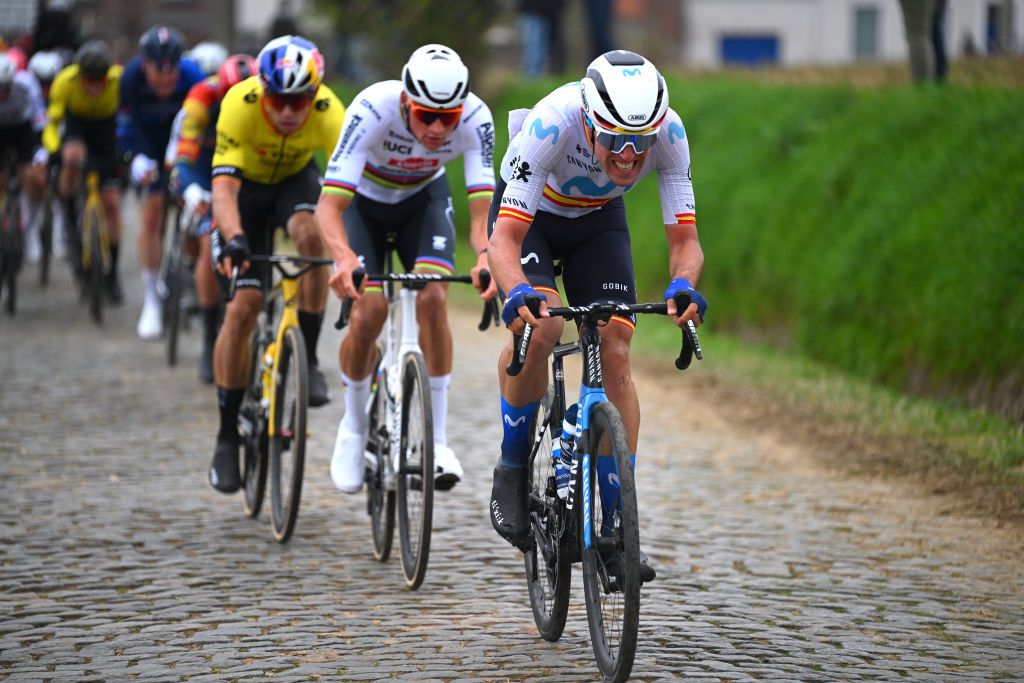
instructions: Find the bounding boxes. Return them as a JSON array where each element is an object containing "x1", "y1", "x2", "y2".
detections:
[
  {"x1": 668, "y1": 121, "x2": 686, "y2": 144},
  {"x1": 561, "y1": 176, "x2": 615, "y2": 197},
  {"x1": 622, "y1": 68, "x2": 641, "y2": 76},
  {"x1": 529, "y1": 119, "x2": 559, "y2": 145}
]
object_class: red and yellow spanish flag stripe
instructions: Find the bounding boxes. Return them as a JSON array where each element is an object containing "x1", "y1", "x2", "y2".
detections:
[
  {"x1": 610, "y1": 315, "x2": 636, "y2": 331},
  {"x1": 675, "y1": 212, "x2": 696, "y2": 225},
  {"x1": 497, "y1": 207, "x2": 533, "y2": 224},
  {"x1": 543, "y1": 185, "x2": 611, "y2": 209}
]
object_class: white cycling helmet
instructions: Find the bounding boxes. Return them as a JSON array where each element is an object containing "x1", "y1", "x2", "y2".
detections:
[
  {"x1": 187, "y1": 41, "x2": 229, "y2": 76},
  {"x1": 580, "y1": 50, "x2": 668, "y2": 135},
  {"x1": 28, "y1": 50, "x2": 64, "y2": 84},
  {"x1": 401, "y1": 44, "x2": 470, "y2": 108},
  {"x1": 0, "y1": 53, "x2": 17, "y2": 87}
]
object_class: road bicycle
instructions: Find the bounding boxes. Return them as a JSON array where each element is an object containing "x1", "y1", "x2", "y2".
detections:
[
  {"x1": 338, "y1": 254, "x2": 499, "y2": 590},
  {"x1": 0, "y1": 160, "x2": 24, "y2": 316},
  {"x1": 230, "y1": 253, "x2": 333, "y2": 543},
  {"x1": 509, "y1": 293, "x2": 702, "y2": 683},
  {"x1": 62, "y1": 169, "x2": 109, "y2": 325},
  {"x1": 161, "y1": 202, "x2": 196, "y2": 367}
]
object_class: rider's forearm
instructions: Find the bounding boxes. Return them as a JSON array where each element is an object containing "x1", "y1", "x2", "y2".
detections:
[
  {"x1": 487, "y1": 216, "x2": 531, "y2": 294},
  {"x1": 314, "y1": 192, "x2": 356, "y2": 264},
  {"x1": 467, "y1": 197, "x2": 491, "y2": 255},
  {"x1": 665, "y1": 223, "x2": 704, "y2": 286},
  {"x1": 212, "y1": 177, "x2": 243, "y2": 240}
]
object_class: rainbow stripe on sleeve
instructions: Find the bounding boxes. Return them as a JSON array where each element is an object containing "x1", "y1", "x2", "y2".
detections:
[
  {"x1": 466, "y1": 183, "x2": 495, "y2": 201},
  {"x1": 322, "y1": 179, "x2": 357, "y2": 198}
]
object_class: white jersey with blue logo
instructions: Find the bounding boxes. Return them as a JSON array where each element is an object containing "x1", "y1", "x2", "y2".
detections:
[
  {"x1": 322, "y1": 80, "x2": 495, "y2": 205},
  {"x1": 497, "y1": 82, "x2": 695, "y2": 226},
  {"x1": 0, "y1": 71, "x2": 45, "y2": 131}
]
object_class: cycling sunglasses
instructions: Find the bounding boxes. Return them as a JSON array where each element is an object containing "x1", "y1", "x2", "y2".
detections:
[
  {"x1": 266, "y1": 91, "x2": 315, "y2": 112},
  {"x1": 408, "y1": 101, "x2": 463, "y2": 127},
  {"x1": 594, "y1": 129, "x2": 658, "y2": 154}
]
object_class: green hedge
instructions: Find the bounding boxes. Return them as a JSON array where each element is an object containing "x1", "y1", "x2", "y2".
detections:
[{"x1": 332, "y1": 77, "x2": 1024, "y2": 418}]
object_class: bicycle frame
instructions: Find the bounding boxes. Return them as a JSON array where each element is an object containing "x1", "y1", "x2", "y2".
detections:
[
  {"x1": 262, "y1": 274, "x2": 302, "y2": 441},
  {"x1": 80, "y1": 171, "x2": 108, "y2": 270}
]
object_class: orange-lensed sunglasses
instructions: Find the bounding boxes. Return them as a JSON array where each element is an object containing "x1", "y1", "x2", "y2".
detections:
[{"x1": 407, "y1": 101, "x2": 463, "y2": 127}]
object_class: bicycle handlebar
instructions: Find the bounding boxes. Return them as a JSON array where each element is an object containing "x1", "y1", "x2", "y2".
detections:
[
  {"x1": 505, "y1": 293, "x2": 703, "y2": 376},
  {"x1": 334, "y1": 268, "x2": 500, "y2": 332},
  {"x1": 224, "y1": 254, "x2": 334, "y2": 303}
]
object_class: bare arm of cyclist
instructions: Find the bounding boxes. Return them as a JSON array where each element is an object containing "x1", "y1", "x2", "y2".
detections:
[
  {"x1": 211, "y1": 176, "x2": 243, "y2": 275},
  {"x1": 468, "y1": 196, "x2": 497, "y2": 299},
  {"x1": 488, "y1": 215, "x2": 548, "y2": 330},
  {"x1": 664, "y1": 221, "x2": 705, "y2": 326},
  {"x1": 313, "y1": 191, "x2": 362, "y2": 300}
]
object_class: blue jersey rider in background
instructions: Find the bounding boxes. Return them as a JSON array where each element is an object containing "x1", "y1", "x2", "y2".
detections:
[{"x1": 119, "y1": 25, "x2": 203, "y2": 339}]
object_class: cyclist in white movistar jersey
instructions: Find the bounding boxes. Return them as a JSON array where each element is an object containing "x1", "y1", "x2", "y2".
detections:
[
  {"x1": 316, "y1": 44, "x2": 497, "y2": 494},
  {"x1": 487, "y1": 51, "x2": 708, "y2": 582}
]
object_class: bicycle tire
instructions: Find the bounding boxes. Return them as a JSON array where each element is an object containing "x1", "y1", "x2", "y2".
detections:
[
  {"x1": 366, "y1": 354, "x2": 395, "y2": 562},
  {"x1": 269, "y1": 326, "x2": 308, "y2": 543},
  {"x1": 240, "y1": 319, "x2": 269, "y2": 518},
  {"x1": 2, "y1": 196, "x2": 22, "y2": 316},
  {"x1": 524, "y1": 386, "x2": 572, "y2": 641},
  {"x1": 84, "y1": 206, "x2": 103, "y2": 325},
  {"x1": 581, "y1": 401, "x2": 640, "y2": 683},
  {"x1": 397, "y1": 351, "x2": 433, "y2": 589},
  {"x1": 164, "y1": 232, "x2": 185, "y2": 366},
  {"x1": 39, "y1": 195, "x2": 53, "y2": 287}
]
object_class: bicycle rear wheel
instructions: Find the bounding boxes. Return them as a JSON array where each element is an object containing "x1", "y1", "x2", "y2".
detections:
[
  {"x1": 365, "y1": 355, "x2": 395, "y2": 562},
  {"x1": 240, "y1": 318, "x2": 269, "y2": 518},
  {"x1": 524, "y1": 386, "x2": 572, "y2": 641},
  {"x1": 83, "y1": 205, "x2": 104, "y2": 325},
  {"x1": 269, "y1": 326, "x2": 308, "y2": 543},
  {"x1": 39, "y1": 195, "x2": 53, "y2": 287},
  {"x1": 397, "y1": 351, "x2": 433, "y2": 589},
  {"x1": 581, "y1": 401, "x2": 640, "y2": 683}
]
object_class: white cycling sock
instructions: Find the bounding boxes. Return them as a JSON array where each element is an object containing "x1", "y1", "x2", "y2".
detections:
[
  {"x1": 429, "y1": 374, "x2": 451, "y2": 447},
  {"x1": 141, "y1": 269, "x2": 160, "y2": 306},
  {"x1": 340, "y1": 370, "x2": 371, "y2": 433}
]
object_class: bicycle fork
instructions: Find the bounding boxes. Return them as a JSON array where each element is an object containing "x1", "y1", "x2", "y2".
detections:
[{"x1": 382, "y1": 286, "x2": 421, "y2": 487}]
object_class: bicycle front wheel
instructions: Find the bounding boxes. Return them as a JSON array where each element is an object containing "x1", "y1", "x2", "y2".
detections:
[
  {"x1": 83, "y1": 206, "x2": 104, "y2": 325},
  {"x1": 397, "y1": 351, "x2": 433, "y2": 589},
  {"x1": 269, "y1": 326, "x2": 308, "y2": 543},
  {"x1": 365, "y1": 355, "x2": 395, "y2": 562},
  {"x1": 240, "y1": 318, "x2": 269, "y2": 518},
  {"x1": 581, "y1": 401, "x2": 640, "y2": 683},
  {"x1": 524, "y1": 386, "x2": 571, "y2": 641},
  {"x1": 164, "y1": 227, "x2": 186, "y2": 366},
  {"x1": 39, "y1": 196, "x2": 53, "y2": 287}
]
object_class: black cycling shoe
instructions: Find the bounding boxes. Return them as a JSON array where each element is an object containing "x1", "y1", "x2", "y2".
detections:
[
  {"x1": 602, "y1": 547, "x2": 657, "y2": 583},
  {"x1": 490, "y1": 461, "x2": 529, "y2": 548},
  {"x1": 308, "y1": 363, "x2": 329, "y2": 407},
  {"x1": 104, "y1": 271, "x2": 124, "y2": 305},
  {"x1": 209, "y1": 434, "x2": 241, "y2": 493}
]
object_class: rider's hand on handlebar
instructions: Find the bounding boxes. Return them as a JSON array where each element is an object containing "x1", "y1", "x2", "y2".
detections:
[
  {"x1": 471, "y1": 253, "x2": 497, "y2": 300},
  {"x1": 216, "y1": 233, "x2": 251, "y2": 278},
  {"x1": 502, "y1": 283, "x2": 548, "y2": 334},
  {"x1": 130, "y1": 154, "x2": 159, "y2": 187},
  {"x1": 328, "y1": 251, "x2": 363, "y2": 300},
  {"x1": 664, "y1": 277, "x2": 707, "y2": 328}
]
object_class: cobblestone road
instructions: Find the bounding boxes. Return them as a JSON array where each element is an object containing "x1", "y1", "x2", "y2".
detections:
[{"x1": 2, "y1": 207, "x2": 1023, "y2": 681}]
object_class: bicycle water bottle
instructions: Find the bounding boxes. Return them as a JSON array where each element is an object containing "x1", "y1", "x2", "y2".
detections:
[{"x1": 552, "y1": 403, "x2": 579, "y2": 500}]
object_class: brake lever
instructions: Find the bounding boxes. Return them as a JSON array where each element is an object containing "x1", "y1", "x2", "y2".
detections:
[
  {"x1": 335, "y1": 269, "x2": 366, "y2": 330},
  {"x1": 477, "y1": 269, "x2": 500, "y2": 331}
]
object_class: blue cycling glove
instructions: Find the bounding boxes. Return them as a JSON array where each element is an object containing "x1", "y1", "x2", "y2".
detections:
[
  {"x1": 664, "y1": 278, "x2": 708, "y2": 320},
  {"x1": 502, "y1": 283, "x2": 547, "y2": 326}
]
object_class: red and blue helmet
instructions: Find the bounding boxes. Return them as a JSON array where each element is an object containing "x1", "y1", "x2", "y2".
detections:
[{"x1": 257, "y1": 35, "x2": 324, "y2": 96}]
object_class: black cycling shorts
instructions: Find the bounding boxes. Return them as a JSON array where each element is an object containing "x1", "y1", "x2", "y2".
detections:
[
  {"x1": 488, "y1": 177, "x2": 637, "y2": 323},
  {"x1": 0, "y1": 121, "x2": 38, "y2": 166},
  {"x1": 211, "y1": 159, "x2": 321, "y2": 293},
  {"x1": 344, "y1": 176, "x2": 457, "y2": 291},
  {"x1": 62, "y1": 113, "x2": 120, "y2": 186}
]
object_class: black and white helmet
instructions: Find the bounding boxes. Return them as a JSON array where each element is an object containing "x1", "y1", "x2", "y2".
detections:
[
  {"x1": 401, "y1": 44, "x2": 470, "y2": 108},
  {"x1": 580, "y1": 50, "x2": 668, "y2": 134}
]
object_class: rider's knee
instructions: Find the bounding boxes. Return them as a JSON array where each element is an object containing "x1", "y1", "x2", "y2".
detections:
[
  {"x1": 223, "y1": 291, "x2": 261, "y2": 330},
  {"x1": 599, "y1": 322, "x2": 633, "y2": 381},
  {"x1": 287, "y1": 213, "x2": 323, "y2": 254},
  {"x1": 61, "y1": 143, "x2": 85, "y2": 168},
  {"x1": 348, "y1": 296, "x2": 387, "y2": 342},
  {"x1": 415, "y1": 284, "x2": 447, "y2": 317}
]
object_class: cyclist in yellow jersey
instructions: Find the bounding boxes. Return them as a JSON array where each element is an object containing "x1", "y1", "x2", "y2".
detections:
[
  {"x1": 207, "y1": 35, "x2": 344, "y2": 493},
  {"x1": 41, "y1": 40, "x2": 125, "y2": 301}
]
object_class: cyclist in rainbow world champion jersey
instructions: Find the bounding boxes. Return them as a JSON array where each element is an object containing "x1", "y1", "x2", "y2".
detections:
[
  {"x1": 317, "y1": 44, "x2": 497, "y2": 494},
  {"x1": 207, "y1": 35, "x2": 344, "y2": 493},
  {"x1": 167, "y1": 54, "x2": 257, "y2": 384},
  {"x1": 487, "y1": 51, "x2": 708, "y2": 580},
  {"x1": 119, "y1": 25, "x2": 204, "y2": 338}
]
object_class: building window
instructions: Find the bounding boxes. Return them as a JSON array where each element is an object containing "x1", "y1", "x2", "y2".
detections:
[
  {"x1": 854, "y1": 6, "x2": 880, "y2": 61},
  {"x1": 720, "y1": 35, "x2": 780, "y2": 66}
]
